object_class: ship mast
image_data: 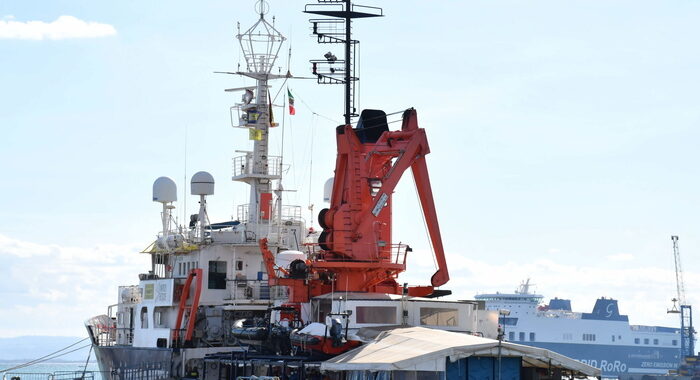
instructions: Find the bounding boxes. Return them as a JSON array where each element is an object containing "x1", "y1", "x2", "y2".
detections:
[
  {"x1": 229, "y1": 1, "x2": 286, "y2": 225},
  {"x1": 305, "y1": 0, "x2": 383, "y2": 125}
]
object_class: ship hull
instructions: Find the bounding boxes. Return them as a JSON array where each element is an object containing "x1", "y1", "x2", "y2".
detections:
[
  {"x1": 515, "y1": 341, "x2": 680, "y2": 377},
  {"x1": 93, "y1": 345, "x2": 175, "y2": 378}
]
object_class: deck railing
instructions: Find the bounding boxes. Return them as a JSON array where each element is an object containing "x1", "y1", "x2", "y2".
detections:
[{"x1": 232, "y1": 155, "x2": 282, "y2": 178}]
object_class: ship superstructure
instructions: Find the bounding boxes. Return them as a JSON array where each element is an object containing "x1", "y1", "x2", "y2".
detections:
[
  {"x1": 85, "y1": 5, "x2": 306, "y2": 375},
  {"x1": 85, "y1": 2, "x2": 497, "y2": 378},
  {"x1": 476, "y1": 280, "x2": 682, "y2": 378}
]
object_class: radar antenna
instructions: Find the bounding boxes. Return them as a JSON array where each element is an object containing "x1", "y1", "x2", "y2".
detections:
[{"x1": 304, "y1": 0, "x2": 383, "y2": 125}]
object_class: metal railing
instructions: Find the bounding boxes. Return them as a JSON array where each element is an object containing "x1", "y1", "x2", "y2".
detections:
[
  {"x1": 303, "y1": 242, "x2": 409, "y2": 265},
  {"x1": 232, "y1": 155, "x2": 282, "y2": 178},
  {"x1": 110, "y1": 362, "x2": 170, "y2": 380},
  {"x1": 229, "y1": 279, "x2": 283, "y2": 301},
  {"x1": 237, "y1": 204, "x2": 302, "y2": 224},
  {"x1": 279, "y1": 205, "x2": 302, "y2": 221},
  {"x1": 85, "y1": 315, "x2": 116, "y2": 347},
  {"x1": 3, "y1": 372, "x2": 98, "y2": 380}
]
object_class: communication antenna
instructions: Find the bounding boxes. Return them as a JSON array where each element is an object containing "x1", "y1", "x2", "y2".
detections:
[{"x1": 305, "y1": 0, "x2": 383, "y2": 125}]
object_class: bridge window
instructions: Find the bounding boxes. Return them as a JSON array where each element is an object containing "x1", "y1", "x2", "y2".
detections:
[
  {"x1": 420, "y1": 308, "x2": 458, "y2": 327},
  {"x1": 529, "y1": 332, "x2": 535, "y2": 342},
  {"x1": 644, "y1": 338, "x2": 649, "y2": 345},
  {"x1": 634, "y1": 338, "x2": 640, "y2": 344},
  {"x1": 508, "y1": 332, "x2": 515, "y2": 341},
  {"x1": 519, "y1": 332, "x2": 525, "y2": 341},
  {"x1": 356, "y1": 306, "x2": 396, "y2": 324},
  {"x1": 653, "y1": 339, "x2": 659, "y2": 345},
  {"x1": 208, "y1": 261, "x2": 227, "y2": 289}
]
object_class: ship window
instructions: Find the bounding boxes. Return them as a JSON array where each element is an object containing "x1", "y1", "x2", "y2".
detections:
[
  {"x1": 140, "y1": 307, "x2": 148, "y2": 329},
  {"x1": 154, "y1": 306, "x2": 168, "y2": 328},
  {"x1": 236, "y1": 260, "x2": 244, "y2": 271},
  {"x1": 673, "y1": 340, "x2": 678, "y2": 346},
  {"x1": 563, "y1": 333, "x2": 572, "y2": 341},
  {"x1": 208, "y1": 261, "x2": 227, "y2": 289},
  {"x1": 508, "y1": 332, "x2": 515, "y2": 341},
  {"x1": 612, "y1": 335, "x2": 615, "y2": 342},
  {"x1": 635, "y1": 338, "x2": 640, "y2": 344},
  {"x1": 583, "y1": 333, "x2": 596, "y2": 341},
  {"x1": 644, "y1": 338, "x2": 649, "y2": 345},
  {"x1": 356, "y1": 306, "x2": 397, "y2": 324},
  {"x1": 653, "y1": 339, "x2": 659, "y2": 345},
  {"x1": 529, "y1": 332, "x2": 535, "y2": 342},
  {"x1": 519, "y1": 332, "x2": 525, "y2": 341},
  {"x1": 420, "y1": 308, "x2": 458, "y2": 327}
]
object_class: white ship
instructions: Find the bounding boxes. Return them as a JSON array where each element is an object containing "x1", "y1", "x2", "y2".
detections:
[
  {"x1": 476, "y1": 279, "x2": 682, "y2": 378},
  {"x1": 84, "y1": 2, "x2": 498, "y2": 378}
]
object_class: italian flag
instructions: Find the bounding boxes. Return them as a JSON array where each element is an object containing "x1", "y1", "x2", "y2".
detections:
[{"x1": 287, "y1": 88, "x2": 295, "y2": 115}]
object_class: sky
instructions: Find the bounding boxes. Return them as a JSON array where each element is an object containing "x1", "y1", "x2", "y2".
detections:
[{"x1": 0, "y1": 0, "x2": 699, "y2": 338}]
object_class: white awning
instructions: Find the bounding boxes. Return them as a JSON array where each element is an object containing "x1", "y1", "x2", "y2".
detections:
[{"x1": 321, "y1": 326, "x2": 600, "y2": 377}]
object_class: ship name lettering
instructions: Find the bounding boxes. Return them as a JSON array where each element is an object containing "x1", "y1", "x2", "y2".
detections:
[{"x1": 599, "y1": 360, "x2": 627, "y2": 373}]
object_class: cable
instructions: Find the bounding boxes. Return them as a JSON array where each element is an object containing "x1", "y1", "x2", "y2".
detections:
[
  {"x1": 80, "y1": 344, "x2": 94, "y2": 379},
  {"x1": 292, "y1": 89, "x2": 342, "y2": 125},
  {"x1": 411, "y1": 170, "x2": 439, "y2": 273},
  {"x1": 0, "y1": 338, "x2": 91, "y2": 373},
  {"x1": 1, "y1": 344, "x2": 92, "y2": 373}
]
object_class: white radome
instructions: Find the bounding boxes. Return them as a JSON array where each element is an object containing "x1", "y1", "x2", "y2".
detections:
[
  {"x1": 152, "y1": 176, "x2": 177, "y2": 203},
  {"x1": 191, "y1": 171, "x2": 215, "y2": 196},
  {"x1": 323, "y1": 177, "x2": 334, "y2": 202}
]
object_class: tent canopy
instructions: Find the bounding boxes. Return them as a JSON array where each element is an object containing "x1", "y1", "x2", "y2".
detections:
[{"x1": 321, "y1": 326, "x2": 600, "y2": 377}]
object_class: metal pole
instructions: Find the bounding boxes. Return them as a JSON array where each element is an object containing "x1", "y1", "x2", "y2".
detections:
[
  {"x1": 344, "y1": 0, "x2": 351, "y2": 125},
  {"x1": 497, "y1": 313, "x2": 503, "y2": 380}
]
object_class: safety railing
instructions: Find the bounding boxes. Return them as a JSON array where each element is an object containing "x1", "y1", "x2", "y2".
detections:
[
  {"x1": 278, "y1": 205, "x2": 302, "y2": 221},
  {"x1": 229, "y1": 279, "x2": 277, "y2": 301},
  {"x1": 85, "y1": 315, "x2": 116, "y2": 347},
  {"x1": 3, "y1": 371, "x2": 100, "y2": 380},
  {"x1": 115, "y1": 327, "x2": 134, "y2": 346},
  {"x1": 232, "y1": 155, "x2": 282, "y2": 178},
  {"x1": 110, "y1": 362, "x2": 170, "y2": 380},
  {"x1": 237, "y1": 204, "x2": 303, "y2": 224},
  {"x1": 303, "y1": 242, "x2": 409, "y2": 265}
]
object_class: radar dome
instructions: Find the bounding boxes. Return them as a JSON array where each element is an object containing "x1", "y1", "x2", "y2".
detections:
[
  {"x1": 323, "y1": 177, "x2": 334, "y2": 202},
  {"x1": 191, "y1": 171, "x2": 215, "y2": 195},
  {"x1": 153, "y1": 176, "x2": 177, "y2": 203}
]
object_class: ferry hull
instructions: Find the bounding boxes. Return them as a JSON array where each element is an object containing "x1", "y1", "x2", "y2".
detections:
[{"x1": 516, "y1": 341, "x2": 680, "y2": 377}]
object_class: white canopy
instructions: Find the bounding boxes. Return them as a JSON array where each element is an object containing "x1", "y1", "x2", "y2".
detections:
[{"x1": 321, "y1": 326, "x2": 600, "y2": 377}]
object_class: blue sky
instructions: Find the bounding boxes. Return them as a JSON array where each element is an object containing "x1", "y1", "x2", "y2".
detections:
[{"x1": 1, "y1": 0, "x2": 699, "y2": 337}]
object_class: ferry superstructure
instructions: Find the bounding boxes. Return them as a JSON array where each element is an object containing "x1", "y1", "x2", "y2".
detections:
[{"x1": 476, "y1": 280, "x2": 682, "y2": 378}]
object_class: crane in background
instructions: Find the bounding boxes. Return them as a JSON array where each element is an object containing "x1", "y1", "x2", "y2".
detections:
[{"x1": 667, "y1": 235, "x2": 695, "y2": 360}]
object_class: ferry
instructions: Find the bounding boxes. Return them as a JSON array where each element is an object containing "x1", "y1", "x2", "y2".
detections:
[{"x1": 476, "y1": 279, "x2": 682, "y2": 378}]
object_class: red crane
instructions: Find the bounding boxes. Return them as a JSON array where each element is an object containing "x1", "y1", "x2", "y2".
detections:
[{"x1": 261, "y1": 108, "x2": 449, "y2": 303}]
